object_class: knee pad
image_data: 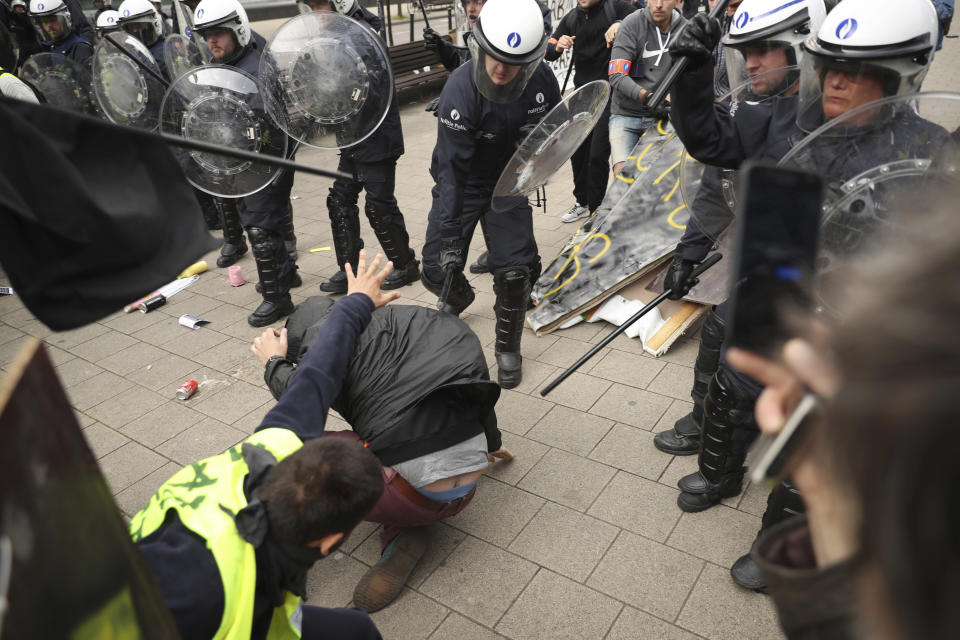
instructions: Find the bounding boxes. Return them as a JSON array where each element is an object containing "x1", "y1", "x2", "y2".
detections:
[{"x1": 247, "y1": 227, "x2": 281, "y2": 255}]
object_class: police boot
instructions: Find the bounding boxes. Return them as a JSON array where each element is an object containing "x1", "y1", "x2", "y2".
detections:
[
  {"x1": 731, "y1": 480, "x2": 805, "y2": 592},
  {"x1": 247, "y1": 227, "x2": 295, "y2": 327},
  {"x1": 493, "y1": 266, "x2": 530, "y2": 389},
  {"x1": 364, "y1": 199, "x2": 420, "y2": 290},
  {"x1": 469, "y1": 216, "x2": 493, "y2": 274},
  {"x1": 654, "y1": 307, "x2": 725, "y2": 455},
  {"x1": 216, "y1": 197, "x2": 247, "y2": 268},
  {"x1": 421, "y1": 270, "x2": 475, "y2": 316},
  {"x1": 282, "y1": 201, "x2": 297, "y2": 263},
  {"x1": 677, "y1": 366, "x2": 759, "y2": 512},
  {"x1": 320, "y1": 193, "x2": 363, "y2": 294}
]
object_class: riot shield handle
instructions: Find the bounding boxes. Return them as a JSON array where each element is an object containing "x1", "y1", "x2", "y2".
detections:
[
  {"x1": 539, "y1": 253, "x2": 722, "y2": 397},
  {"x1": 646, "y1": 0, "x2": 729, "y2": 110}
]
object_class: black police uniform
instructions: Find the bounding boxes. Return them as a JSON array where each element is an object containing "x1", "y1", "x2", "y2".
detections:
[
  {"x1": 219, "y1": 30, "x2": 299, "y2": 326},
  {"x1": 321, "y1": 6, "x2": 417, "y2": 293},
  {"x1": 42, "y1": 30, "x2": 93, "y2": 64},
  {"x1": 544, "y1": 0, "x2": 635, "y2": 212}
]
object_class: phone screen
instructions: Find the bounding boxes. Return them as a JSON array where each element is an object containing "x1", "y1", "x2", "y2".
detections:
[{"x1": 728, "y1": 163, "x2": 823, "y2": 358}]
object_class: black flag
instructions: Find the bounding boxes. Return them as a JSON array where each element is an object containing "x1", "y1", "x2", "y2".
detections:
[{"x1": 0, "y1": 98, "x2": 219, "y2": 331}]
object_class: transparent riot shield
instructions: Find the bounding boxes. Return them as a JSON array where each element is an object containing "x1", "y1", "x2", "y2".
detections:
[
  {"x1": 679, "y1": 66, "x2": 801, "y2": 240},
  {"x1": 491, "y1": 80, "x2": 610, "y2": 213},
  {"x1": 163, "y1": 34, "x2": 203, "y2": 82},
  {"x1": 18, "y1": 53, "x2": 96, "y2": 114},
  {"x1": 777, "y1": 93, "x2": 960, "y2": 309},
  {"x1": 160, "y1": 65, "x2": 288, "y2": 197},
  {"x1": 260, "y1": 12, "x2": 393, "y2": 150},
  {"x1": 92, "y1": 33, "x2": 165, "y2": 130}
]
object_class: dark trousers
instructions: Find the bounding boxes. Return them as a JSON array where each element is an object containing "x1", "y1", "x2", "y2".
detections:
[
  {"x1": 239, "y1": 166, "x2": 296, "y2": 282},
  {"x1": 421, "y1": 185, "x2": 537, "y2": 283},
  {"x1": 302, "y1": 605, "x2": 382, "y2": 640},
  {"x1": 330, "y1": 156, "x2": 407, "y2": 231},
  {"x1": 570, "y1": 102, "x2": 611, "y2": 211}
]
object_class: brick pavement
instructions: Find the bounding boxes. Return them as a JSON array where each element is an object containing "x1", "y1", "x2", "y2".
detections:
[{"x1": 2, "y1": 34, "x2": 958, "y2": 640}]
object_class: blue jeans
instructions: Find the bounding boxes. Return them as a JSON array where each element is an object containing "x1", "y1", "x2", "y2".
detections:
[{"x1": 609, "y1": 114, "x2": 659, "y2": 166}]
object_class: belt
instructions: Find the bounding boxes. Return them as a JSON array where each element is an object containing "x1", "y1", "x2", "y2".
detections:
[{"x1": 391, "y1": 473, "x2": 475, "y2": 512}]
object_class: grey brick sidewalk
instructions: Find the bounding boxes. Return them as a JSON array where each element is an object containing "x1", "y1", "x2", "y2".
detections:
[{"x1": 2, "y1": 35, "x2": 957, "y2": 640}]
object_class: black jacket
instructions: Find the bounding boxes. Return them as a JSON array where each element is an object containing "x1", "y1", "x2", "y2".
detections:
[
  {"x1": 266, "y1": 297, "x2": 502, "y2": 466},
  {"x1": 544, "y1": 0, "x2": 636, "y2": 87}
]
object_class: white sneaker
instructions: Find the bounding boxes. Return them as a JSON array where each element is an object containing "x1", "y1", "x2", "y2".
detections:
[{"x1": 561, "y1": 204, "x2": 590, "y2": 223}]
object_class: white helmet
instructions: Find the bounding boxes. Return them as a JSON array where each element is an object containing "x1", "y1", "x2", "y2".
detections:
[
  {"x1": 468, "y1": 0, "x2": 548, "y2": 103},
  {"x1": 117, "y1": 0, "x2": 163, "y2": 46},
  {"x1": 28, "y1": 0, "x2": 73, "y2": 43},
  {"x1": 11, "y1": 0, "x2": 27, "y2": 12},
  {"x1": 193, "y1": 0, "x2": 250, "y2": 49},
  {"x1": 96, "y1": 8, "x2": 121, "y2": 35},
  {"x1": 722, "y1": 0, "x2": 826, "y2": 98},
  {"x1": 295, "y1": 0, "x2": 357, "y2": 15},
  {"x1": 797, "y1": 0, "x2": 938, "y2": 131}
]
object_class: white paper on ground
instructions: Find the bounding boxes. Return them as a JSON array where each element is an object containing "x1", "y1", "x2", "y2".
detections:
[
  {"x1": 593, "y1": 294, "x2": 666, "y2": 343},
  {"x1": 178, "y1": 314, "x2": 209, "y2": 330},
  {"x1": 159, "y1": 274, "x2": 199, "y2": 299}
]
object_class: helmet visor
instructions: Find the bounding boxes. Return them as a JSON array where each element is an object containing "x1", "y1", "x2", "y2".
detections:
[
  {"x1": 468, "y1": 35, "x2": 541, "y2": 104},
  {"x1": 723, "y1": 43, "x2": 798, "y2": 100},
  {"x1": 31, "y1": 11, "x2": 71, "y2": 42},
  {"x1": 122, "y1": 17, "x2": 158, "y2": 46}
]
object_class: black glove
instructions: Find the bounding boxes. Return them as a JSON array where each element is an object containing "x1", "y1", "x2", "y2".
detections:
[
  {"x1": 423, "y1": 27, "x2": 442, "y2": 51},
  {"x1": 664, "y1": 255, "x2": 699, "y2": 300},
  {"x1": 425, "y1": 96, "x2": 440, "y2": 114},
  {"x1": 650, "y1": 101, "x2": 671, "y2": 123},
  {"x1": 669, "y1": 13, "x2": 721, "y2": 63},
  {"x1": 439, "y1": 235, "x2": 466, "y2": 274}
]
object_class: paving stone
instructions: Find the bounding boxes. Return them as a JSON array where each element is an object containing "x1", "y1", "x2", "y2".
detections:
[
  {"x1": 652, "y1": 398, "x2": 696, "y2": 433},
  {"x1": 120, "y1": 401, "x2": 205, "y2": 447},
  {"x1": 655, "y1": 333, "x2": 701, "y2": 368},
  {"x1": 518, "y1": 448, "x2": 615, "y2": 512},
  {"x1": 341, "y1": 520, "x2": 379, "y2": 554},
  {"x1": 508, "y1": 502, "x2": 618, "y2": 582},
  {"x1": 589, "y1": 384, "x2": 674, "y2": 430},
  {"x1": 420, "y1": 537, "x2": 538, "y2": 627},
  {"x1": 67, "y1": 370, "x2": 134, "y2": 411},
  {"x1": 69, "y1": 330, "x2": 138, "y2": 362},
  {"x1": 482, "y1": 433, "x2": 549, "y2": 486},
  {"x1": 607, "y1": 607, "x2": 701, "y2": 640},
  {"x1": 540, "y1": 370, "x2": 613, "y2": 412},
  {"x1": 536, "y1": 336, "x2": 595, "y2": 369},
  {"x1": 95, "y1": 342, "x2": 169, "y2": 377},
  {"x1": 736, "y1": 480, "x2": 771, "y2": 518},
  {"x1": 547, "y1": 320, "x2": 604, "y2": 343},
  {"x1": 588, "y1": 471, "x2": 682, "y2": 543},
  {"x1": 588, "y1": 424, "x2": 674, "y2": 481},
  {"x1": 590, "y1": 349, "x2": 667, "y2": 389},
  {"x1": 519, "y1": 332, "x2": 558, "y2": 359},
  {"x1": 489, "y1": 358, "x2": 556, "y2": 396},
  {"x1": 231, "y1": 404, "x2": 272, "y2": 434},
  {"x1": 86, "y1": 385, "x2": 167, "y2": 429},
  {"x1": 102, "y1": 307, "x2": 169, "y2": 335},
  {"x1": 647, "y1": 363, "x2": 696, "y2": 401},
  {"x1": 446, "y1": 476, "x2": 544, "y2": 547},
  {"x1": 0, "y1": 337, "x2": 31, "y2": 368},
  {"x1": 588, "y1": 531, "x2": 704, "y2": 621},
  {"x1": 46, "y1": 323, "x2": 111, "y2": 351},
  {"x1": 114, "y1": 461, "x2": 182, "y2": 517},
  {"x1": 54, "y1": 357, "x2": 105, "y2": 387},
  {"x1": 668, "y1": 507, "x2": 761, "y2": 568},
  {"x1": 526, "y1": 404, "x2": 614, "y2": 456},
  {"x1": 124, "y1": 352, "x2": 201, "y2": 391},
  {"x1": 131, "y1": 318, "x2": 190, "y2": 346},
  {"x1": 676, "y1": 563, "x2": 785, "y2": 640},
  {"x1": 496, "y1": 570, "x2": 622, "y2": 640},
  {"x1": 305, "y1": 551, "x2": 370, "y2": 608},
  {"x1": 191, "y1": 379, "x2": 274, "y2": 424},
  {"x1": 161, "y1": 293, "x2": 223, "y2": 319},
  {"x1": 82, "y1": 422, "x2": 130, "y2": 459},
  {"x1": 659, "y1": 454, "x2": 701, "y2": 488},
  {"x1": 74, "y1": 411, "x2": 96, "y2": 428},
  {"x1": 155, "y1": 417, "x2": 245, "y2": 465},
  {"x1": 39, "y1": 343, "x2": 75, "y2": 366},
  {"x1": 0, "y1": 323, "x2": 24, "y2": 346},
  {"x1": 461, "y1": 314, "x2": 496, "y2": 348},
  {"x1": 97, "y1": 441, "x2": 169, "y2": 494},
  {"x1": 368, "y1": 589, "x2": 448, "y2": 640},
  {"x1": 493, "y1": 388, "x2": 552, "y2": 436},
  {"x1": 191, "y1": 337, "x2": 252, "y2": 372},
  {"x1": 163, "y1": 326, "x2": 230, "y2": 359},
  {"x1": 429, "y1": 613, "x2": 502, "y2": 640}
]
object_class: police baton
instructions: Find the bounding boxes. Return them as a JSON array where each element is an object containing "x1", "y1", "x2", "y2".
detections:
[
  {"x1": 539, "y1": 253, "x2": 722, "y2": 397},
  {"x1": 436, "y1": 267, "x2": 455, "y2": 311},
  {"x1": 645, "y1": 0, "x2": 730, "y2": 109},
  {"x1": 416, "y1": 0, "x2": 431, "y2": 31}
]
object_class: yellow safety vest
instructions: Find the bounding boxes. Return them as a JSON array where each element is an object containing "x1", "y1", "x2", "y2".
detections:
[{"x1": 130, "y1": 428, "x2": 305, "y2": 640}]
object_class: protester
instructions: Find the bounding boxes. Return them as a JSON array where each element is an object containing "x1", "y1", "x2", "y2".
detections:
[
  {"x1": 728, "y1": 192, "x2": 960, "y2": 639},
  {"x1": 0, "y1": 21, "x2": 39, "y2": 101},
  {"x1": 545, "y1": 0, "x2": 635, "y2": 223},
  {"x1": 193, "y1": 0, "x2": 303, "y2": 326},
  {"x1": 131, "y1": 252, "x2": 397, "y2": 640},
  {"x1": 419, "y1": 0, "x2": 560, "y2": 389},
  {"x1": 607, "y1": 0, "x2": 685, "y2": 176},
  {"x1": 250, "y1": 292, "x2": 512, "y2": 611}
]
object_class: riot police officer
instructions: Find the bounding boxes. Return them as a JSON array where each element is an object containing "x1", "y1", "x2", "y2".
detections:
[
  {"x1": 94, "y1": 9, "x2": 120, "y2": 39},
  {"x1": 27, "y1": 0, "x2": 92, "y2": 64},
  {"x1": 420, "y1": 0, "x2": 560, "y2": 389},
  {"x1": 294, "y1": 0, "x2": 419, "y2": 295},
  {"x1": 116, "y1": 0, "x2": 171, "y2": 78},
  {"x1": 193, "y1": 0, "x2": 303, "y2": 326}
]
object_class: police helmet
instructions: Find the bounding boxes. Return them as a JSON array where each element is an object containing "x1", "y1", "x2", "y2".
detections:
[
  {"x1": 96, "y1": 9, "x2": 122, "y2": 37},
  {"x1": 117, "y1": 0, "x2": 164, "y2": 46},
  {"x1": 468, "y1": 0, "x2": 548, "y2": 104},
  {"x1": 28, "y1": 0, "x2": 73, "y2": 43},
  {"x1": 192, "y1": 0, "x2": 251, "y2": 50}
]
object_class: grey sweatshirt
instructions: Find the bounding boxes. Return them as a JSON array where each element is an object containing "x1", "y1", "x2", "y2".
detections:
[{"x1": 608, "y1": 8, "x2": 686, "y2": 117}]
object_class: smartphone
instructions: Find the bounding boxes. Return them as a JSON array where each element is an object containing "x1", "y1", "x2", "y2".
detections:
[
  {"x1": 727, "y1": 162, "x2": 823, "y2": 358},
  {"x1": 747, "y1": 392, "x2": 820, "y2": 484}
]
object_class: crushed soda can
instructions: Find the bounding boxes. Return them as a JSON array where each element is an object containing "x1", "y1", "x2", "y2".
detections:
[{"x1": 176, "y1": 379, "x2": 198, "y2": 400}]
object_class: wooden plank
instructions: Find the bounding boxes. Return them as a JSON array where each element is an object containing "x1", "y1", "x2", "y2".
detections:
[{"x1": 646, "y1": 302, "x2": 699, "y2": 352}]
